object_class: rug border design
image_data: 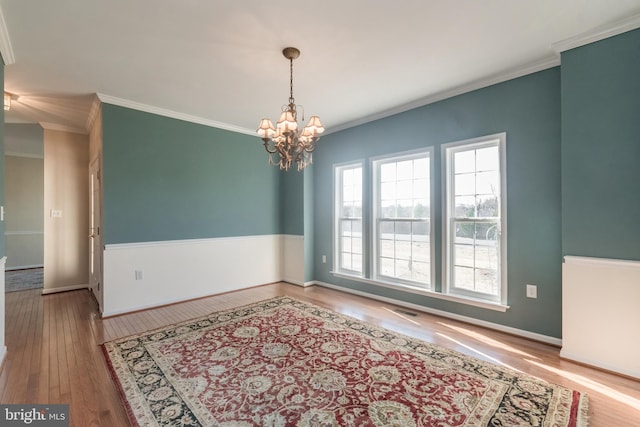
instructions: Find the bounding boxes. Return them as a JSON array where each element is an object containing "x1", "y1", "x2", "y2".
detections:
[{"x1": 102, "y1": 296, "x2": 589, "y2": 427}]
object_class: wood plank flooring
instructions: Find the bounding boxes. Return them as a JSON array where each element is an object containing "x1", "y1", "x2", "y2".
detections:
[{"x1": 1, "y1": 283, "x2": 639, "y2": 426}]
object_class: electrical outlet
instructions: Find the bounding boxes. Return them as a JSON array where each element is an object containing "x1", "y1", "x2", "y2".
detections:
[
  {"x1": 135, "y1": 270, "x2": 143, "y2": 280},
  {"x1": 50, "y1": 209, "x2": 63, "y2": 218},
  {"x1": 526, "y1": 284, "x2": 537, "y2": 299},
  {"x1": 322, "y1": 255, "x2": 327, "y2": 264}
]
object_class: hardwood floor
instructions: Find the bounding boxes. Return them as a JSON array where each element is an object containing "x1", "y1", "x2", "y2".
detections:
[{"x1": 1, "y1": 283, "x2": 639, "y2": 426}]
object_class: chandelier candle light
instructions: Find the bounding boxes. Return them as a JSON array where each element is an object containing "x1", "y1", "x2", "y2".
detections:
[{"x1": 257, "y1": 47, "x2": 324, "y2": 171}]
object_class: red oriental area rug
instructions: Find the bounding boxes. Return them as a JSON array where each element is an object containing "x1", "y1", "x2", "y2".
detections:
[{"x1": 103, "y1": 297, "x2": 588, "y2": 426}]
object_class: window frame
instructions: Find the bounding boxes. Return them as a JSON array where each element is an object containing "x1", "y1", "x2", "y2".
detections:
[
  {"x1": 371, "y1": 148, "x2": 434, "y2": 290},
  {"x1": 442, "y1": 133, "x2": 507, "y2": 305},
  {"x1": 333, "y1": 161, "x2": 364, "y2": 276}
]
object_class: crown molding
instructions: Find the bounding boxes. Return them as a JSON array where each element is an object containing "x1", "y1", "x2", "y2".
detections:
[
  {"x1": 40, "y1": 121, "x2": 89, "y2": 135},
  {"x1": 0, "y1": 5, "x2": 14, "y2": 65},
  {"x1": 96, "y1": 93, "x2": 256, "y2": 136},
  {"x1": 553, "y1": 12, "x2": 640, "y2": 53},
  {"x1": 327, "y1": 55, "x2": 560, "y2": 135}
]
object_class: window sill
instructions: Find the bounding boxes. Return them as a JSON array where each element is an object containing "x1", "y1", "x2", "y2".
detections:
[{"x1": 330, "y1": 271, "x2": 509, "y2": 312}]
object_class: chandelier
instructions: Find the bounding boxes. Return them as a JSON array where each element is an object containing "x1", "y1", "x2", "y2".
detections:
[{"x1": 257, "y1": 47, "x2": 324, "y2": 171}]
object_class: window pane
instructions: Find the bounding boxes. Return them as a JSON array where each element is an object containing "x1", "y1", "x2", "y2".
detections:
[
  {"x1": 411, "y1": 261, "x2": 430, "y2": 283},
  {"x1": 395, "y1": 259, "x2": 410, "y2": 279},
  {"x1": 396, "y1": 221, "x2": 411, "y2": 240},
  {"x1": 475, "y1": 268, "x2": 498, "y2": 295},
  {"x1": 476, "y1": 195, "x2": 498, "y2": 217},
  {"x1": 380, "y1": 257, "x2": 394, "y2": 276},
  {"x1": 352, "y1": 254, "x2": 363, "y2": 272},
  {"x1": 380, "y1": 221, "x2": 394, "y2": 238},
  {"x1": 381, "y1": 200, "x2": 395, "y2": 218},
  {"x1": 476, "y1": 146, "x2": 499, "y2": 171},
  {"x1": 380, "y1": 239, "x2": 394, "y2": 258},
  {"x1": 396, "y1": 160, "x2": 412, "y2": 180},
  {"x1": 453, "y1": 266, "x2": 474, "y2": 290},
  {"x1": 396, "y1": 180, "x2": 412, "y2": 199},
  {"x1": 413, "y1": 157, "x2": 429, "y2": 179},
  {"x1": 380, "y1": 163, "x2": 396, "y2": 182},
  {"x1": 342, "y1": 237, "x2": 352, "y2": 253},
  {"x1": 412, "y1": 222, "x2": 429, "y2": 242},
  {"x1": 414, "y1": 200, "x2": 429, "y2": 219},
  {"x1": 476, "y1": 171, "x2": 499, "y2": 195},
  {"x1": 455, "y1": 173, "x2": 475, "y2": 196},
  {"x1": 455, "y1": 196, "x2": 475, "y2": 217},
  {"x1": 341, "y1": 220, "x2": 352, "y2": 235},
  {"x1": 342, "y1": 253, "x2": 352, "y2": 270},
  {"x1": 413, "y1": 179, "x2": 428, "y2": 198},
  {"x1": 395, "y1": 241, "x2": 411, "y2": 260},
  {"x1": 454, "y1": 150, "x2": 475, "y2": 174},
  {"x1": 352, "y1": 237, "x2": 362, "y2": 254},
  {"x1": 381, "y1": 182, "x2": 396, "y2": 201},
  {"x1": 352, "y1": 220, "x2": 362, "y2": 236}
]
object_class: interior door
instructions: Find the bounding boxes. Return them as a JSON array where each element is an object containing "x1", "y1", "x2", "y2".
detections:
[{"x1": 89, "y1": 157, "x2": 103, "y2": 311}]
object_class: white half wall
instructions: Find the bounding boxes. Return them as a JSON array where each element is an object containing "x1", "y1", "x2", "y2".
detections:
[
  {"x1": 103, "y1": 235, "x2": 287, "y2": 316},
  {"x1": 561, "y1": 256, "x2": 640, "y2": 379},
  {"x1": 281, "y1": 234, "x2": 304, "y2": 286}
]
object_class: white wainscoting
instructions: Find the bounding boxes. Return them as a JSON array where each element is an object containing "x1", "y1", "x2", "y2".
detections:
[
  {"x1": 281, "y1": 234, "x2": 305, "y2": 286},
  {"x1": 561, "y1": 256, "x2": 640, "y2": 379},
  {"x1": 103, "y1": 235, "x2": 289, "y2": 317}
]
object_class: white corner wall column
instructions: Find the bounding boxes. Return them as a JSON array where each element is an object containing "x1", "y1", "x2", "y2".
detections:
[
  {"x1": 102, "y1": 235, "x2": 283, "y2": 317},
  {"x1": 561, "y1": 256, "x2": 640, "y2": 379},
  {"x1": 0, "y1": 256, "x2": 7, "y2": 368},
  {"x1": 281, "y1": 234, "x2": 305, "y2": 286}
]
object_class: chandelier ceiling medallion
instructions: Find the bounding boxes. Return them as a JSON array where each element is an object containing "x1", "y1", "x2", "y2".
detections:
[{"x1": 257, "y1": 47, "x2": 324, "y2": 171}]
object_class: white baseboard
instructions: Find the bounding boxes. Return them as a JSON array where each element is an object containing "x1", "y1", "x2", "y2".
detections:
[
  {"x1": 42, "y1": 284, "x2": 88, "y2": 295},
  {"x1": 313, "y1": 280, "x2": 562, "y2": 346},
  {"x1": 0, "y1": 345, "x2": 6, "y2": 370},
  {"x1": 6, "y1": 264, "x2": 44, "y2": 271},
  {"x1": 560, "y1": 350, "x2": 640, "y2": 380}
]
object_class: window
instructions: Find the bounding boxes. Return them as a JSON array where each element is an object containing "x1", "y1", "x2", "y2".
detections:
[
  {"x1": 373, "y1": 150, "x2": 432, "y2": 288},
  {"x1": 331, "y1": 133, "x2": 506, "y2": 310},
  {"x1": 334, "y1": 163, "x2": 363, "y2": 275},
  {"x1": 443, "y1": 134, "x2": 506, "y2": 304}
]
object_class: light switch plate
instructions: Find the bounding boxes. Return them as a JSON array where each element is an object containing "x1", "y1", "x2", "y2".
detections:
[{"x1": 526, "y1": 284, "x2": 537, "y2": 299}]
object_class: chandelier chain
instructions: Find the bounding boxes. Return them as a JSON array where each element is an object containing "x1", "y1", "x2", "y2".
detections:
[{"x1": 289, "y1": 57, "x2": 294, "y2": 105}]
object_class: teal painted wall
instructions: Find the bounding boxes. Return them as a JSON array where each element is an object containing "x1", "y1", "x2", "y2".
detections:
[
  {"x1": 313, "y1": 68, "x2": 563, "y2": 337},
  {"x1": 561, "y1": 29, "x2": 640, "y2": 261},
  {"x1": 279, "y1": 169, "x2": 304, "y2": 235},
  {"x1": 303, "y1": 168, "x2": 314, "y2": 282},
  {"x1": 102, "y1": 104, "x2": 281, "y2": 244}
]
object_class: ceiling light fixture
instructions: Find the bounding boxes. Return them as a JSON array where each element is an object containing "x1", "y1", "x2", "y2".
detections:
[
  {"x1": 257, "y1": 47, "x2": 324, "y2": 171},
  {"x1": 4, "y1": 92, "x2": 11, "y2": 111}
]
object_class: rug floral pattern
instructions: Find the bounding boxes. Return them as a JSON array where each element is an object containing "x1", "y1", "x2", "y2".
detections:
[{"x1": 103, "y1": 297, "x2": 587, "y2": 426}]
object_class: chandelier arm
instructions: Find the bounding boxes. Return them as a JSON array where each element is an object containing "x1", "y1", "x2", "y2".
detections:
[{"x1": 263, "y1": 140, "x2": 278, "y2": 154}]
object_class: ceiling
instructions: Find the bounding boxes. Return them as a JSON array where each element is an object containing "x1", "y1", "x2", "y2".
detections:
[{"x1": 2, "y1": 1, "x2": 640, "y2": 135}]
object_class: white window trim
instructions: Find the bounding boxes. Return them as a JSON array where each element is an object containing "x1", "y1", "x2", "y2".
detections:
[
  {"x1": 371, "y1": 147, "x2": 434, "y2": 289},
  {"x1": 441, "y1": 132, "x2": 508, "y2": 306},
  {"x1": 333, "y1": 160, "x2": 365, "y2": 276}
]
